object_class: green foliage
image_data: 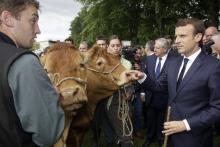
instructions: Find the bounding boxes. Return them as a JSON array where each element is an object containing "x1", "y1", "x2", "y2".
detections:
[
  {"x1": 31, "y1": 42, "x2": 40, "y2": 51},
  {"x1": 71, "y1": 0, "x2": 220, "y2": 46}
]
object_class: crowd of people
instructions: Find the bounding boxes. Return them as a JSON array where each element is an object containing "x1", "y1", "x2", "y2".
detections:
[
  {"x1": 75, "y1": 20, "x2": 220, "y2": 147},
  {"x1": 82, "y1": 20, "x2": 220, "y2": 147},
  {"x1": 1, "y1": 0, "x2": 220, "y2": 147}
]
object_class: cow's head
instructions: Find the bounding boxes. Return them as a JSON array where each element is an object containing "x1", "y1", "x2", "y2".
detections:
[
  {"x1": 82, "y1": 45, "x2": 133, "y2": 100},
  {"x1": 41, "y1": 42, "x2": 88, "y2": 112}
]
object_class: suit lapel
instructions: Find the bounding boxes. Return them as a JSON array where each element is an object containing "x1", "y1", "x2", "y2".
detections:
[
  {"x1": 148, "y1": 55, "x2": 157, "y2": 79},
  {"x1": 169, "y1": 56, "x2": 183, "y2": 99},
  {"x1": 159, "y1": 49, "x2": 175, "y2": 77},
  {"x1": 160, "y1": 50, "x2": 172, "y2": 74},
  {"x1": 176, "y1": 52, "x2": 204, "y2": 92}
]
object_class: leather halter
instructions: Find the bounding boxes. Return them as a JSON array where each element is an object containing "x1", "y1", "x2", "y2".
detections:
[{"x1": 86, "y1": 63, "x2": 121, "y2": 85}]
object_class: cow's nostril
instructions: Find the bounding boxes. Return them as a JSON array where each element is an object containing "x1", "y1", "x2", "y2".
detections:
[{"x1": 73, "y1": 87, "x2": 79, "y2": 96}]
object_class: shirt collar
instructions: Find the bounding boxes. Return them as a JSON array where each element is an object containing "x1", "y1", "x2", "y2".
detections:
[
  {"x1": 158, "y1": 52, "x2": 168, "y2": 61},
  {"x1": 183, "y1": 48, "x2": 201, "y2": 62}
]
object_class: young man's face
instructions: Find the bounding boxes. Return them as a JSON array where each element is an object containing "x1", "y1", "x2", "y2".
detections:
[
  {"x1": 11, "y1": 5, "x2": 40, "y2": 48},
  {"x1": 96, "y1": 40, "x2": 107, "y2": 49},
  {"x1": 107, "y1": 39, "x2": 121, "y2": 56},
  {"x1": 175, "y1": 24, "x2": 202, "y2": 57}
]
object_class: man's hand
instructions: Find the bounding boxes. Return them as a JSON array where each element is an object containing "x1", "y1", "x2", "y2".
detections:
[
  {"x1": 162, "y1": 121, "x2": 187, "y2": 136},
  {"x1": 125, "y1": 70, "x2": 145, "y2": 81},
  {"x1": 118, "y1": 70, "x2": 145, "y2": 86}
]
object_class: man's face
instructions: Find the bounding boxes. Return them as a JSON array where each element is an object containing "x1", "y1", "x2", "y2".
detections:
[
  {"x1": 175, "y1": 24, "x2": 202, "y2": 57},
  {"x1": 203, "y1": 27, "x2": 217, "y2": 44},
  {"x1": 96, "y1": 40, "x2": 107, "y2": 49},
  {"x1": 79, "y1": 44, "x2": 88, "y2": 52},
  {"x1": 211, "y1": 35, "x2": 220, "y2": 53},
  {"x1": 11, "y1": 5, "x2": 40, "y2": 49},
  {"x1": 107, "y1": 39, "x2": 121, "y2": 56},
  {"x1": 154, "y1": 42, "x2": 167, "y2": 57}
]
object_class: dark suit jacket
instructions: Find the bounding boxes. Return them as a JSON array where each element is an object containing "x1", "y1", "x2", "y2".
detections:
[
  {"x1": 142, "y1": 51, "x2": 220, "y2": 147},
  {"x1": 140, "y1": 55, "x2": 152, "y2": 106},
  {"x1": 142, "y1": 49, "x2": 177, "y2": 109}
]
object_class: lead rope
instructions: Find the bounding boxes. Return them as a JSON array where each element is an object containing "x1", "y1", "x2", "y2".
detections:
[
  {"x1": 117, "y1": 86, "x2": 133, "y2": 137},
  {"x1": 48, "y1": 73, "x2": 87, "y2": 88}
]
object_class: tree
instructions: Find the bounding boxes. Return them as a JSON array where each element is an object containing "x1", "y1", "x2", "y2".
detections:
[
  {"x1": 71, "y1": 0, "x2": 220, "y2": 45},
  {"x1": 32, "y1": 42, "x2": 40, "y2": 51}
]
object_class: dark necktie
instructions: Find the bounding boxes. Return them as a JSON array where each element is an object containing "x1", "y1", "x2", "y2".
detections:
[
  {"x1": 176, "y1": 58, "x2": 189, "y2": 90},
  {"x1": 155, "y1": 57, "x2": 162, "y2": 78}
]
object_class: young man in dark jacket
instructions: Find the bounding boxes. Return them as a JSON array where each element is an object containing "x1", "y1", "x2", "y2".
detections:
[{"x1": 0, "y1": 0, "x2": 64, "y2": 146}]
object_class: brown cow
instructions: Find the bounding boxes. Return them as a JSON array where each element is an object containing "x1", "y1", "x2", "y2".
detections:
[
  {"x1": 41, "y1": 42, "x2": 135, "y2": 147},
  {"x1": 40, "y1": 43, "x2": 88, "y2": 147},
  {"x1": 65, "y1": 44, "x2": 130, "y2": 147}
]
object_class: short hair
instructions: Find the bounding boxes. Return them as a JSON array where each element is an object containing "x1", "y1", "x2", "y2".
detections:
[
  {"x1": 155, "y1": 38, "x2": 170, "y2": 50},
  {"x1": 164, "y1": 35, "x2": 173, "y2": 47},
  {"x1": 145, "y1": 40, "x2": 155, "y2": 51},
  {"x1": 211, "y1": 32, "x2": 220, "y2": 41},
  {"x1": 79, "y1": 41, "x2": 88, "y2": 47},
  {"x1": 206, "y1": 26, "x2": 218, "y2": 33},
  {"x1": 96, "y1": 35, "x2": 107, "y2": 41},
  {"x1": 96, "y1": 35, "x2": 108, "y2": 44},
  {"x1": 0, "y1": 0, "x2": 40, "y2": 20},
  {"x1": 109, "y1": 35, "x2": 121, "y2": 43},
  {"x1": 64, "y1": 37, "x2": 74, "y2": 44},
  {"x1": 176, "y1": 18, "x2": 205, "y2": 35}
]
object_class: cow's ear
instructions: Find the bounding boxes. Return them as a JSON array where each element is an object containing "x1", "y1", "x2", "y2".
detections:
[
  {"x1": 89, "y1": 45, "x2": 100, "y2": 56},
  {"x1": 82, "y1": 45, "x2": 99, "y2": 63},
  {"x1": 92, "y1": 45, "x2": 100, "y2": 53}
]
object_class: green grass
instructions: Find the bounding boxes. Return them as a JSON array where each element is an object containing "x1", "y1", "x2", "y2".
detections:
[{"x1": 82, "y1": 128, "x2": 220, "y2": 147}]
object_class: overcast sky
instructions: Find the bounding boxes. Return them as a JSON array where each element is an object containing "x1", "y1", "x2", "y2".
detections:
[{"x1": 36, "y1": 0, "x2": 82, "y2": 42}]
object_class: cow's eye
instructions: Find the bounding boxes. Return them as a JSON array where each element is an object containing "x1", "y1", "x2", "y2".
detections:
[
  {"x1": 97, "y1": 61, "x2": 102, "y2": 66},
  {"x1": 96, "y1": 58, "x2": 105, "y2": 67},
  {"x1": 80, "y1": 63, "x2": 85, "y2": 68}
]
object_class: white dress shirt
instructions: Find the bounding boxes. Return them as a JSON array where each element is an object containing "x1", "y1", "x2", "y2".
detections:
[
  {"x1": 155, "y1": 53, "x2": 168, "y2": 73},
  {"x1": 177, "y1": 49, "x2": 201, "y2": 80}
]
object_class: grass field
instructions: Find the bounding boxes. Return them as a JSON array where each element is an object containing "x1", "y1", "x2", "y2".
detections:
[{"x1": 82, "y1": 128, "x2": 220, "y2": 147}]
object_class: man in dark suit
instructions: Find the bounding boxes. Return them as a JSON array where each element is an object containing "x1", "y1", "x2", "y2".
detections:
[
  {"x1": 142, "y1": 38, "x2": 177, "y2": 147},
  {"x1": 135, "y1": 18, "x2": 220, "y2": 147}
]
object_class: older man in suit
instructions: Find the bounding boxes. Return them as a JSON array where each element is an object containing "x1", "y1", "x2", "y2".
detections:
[{"x1": 135, "y1": 18, "x2": 220, "y2": 147}]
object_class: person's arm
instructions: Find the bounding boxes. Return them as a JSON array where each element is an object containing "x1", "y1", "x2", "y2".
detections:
[
  {"x1": 138, "y1": 68, "x2": 168, "y2": 93},
  {"x1": 8, "y1": 54, "x2": 64, "y2": 146}
]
